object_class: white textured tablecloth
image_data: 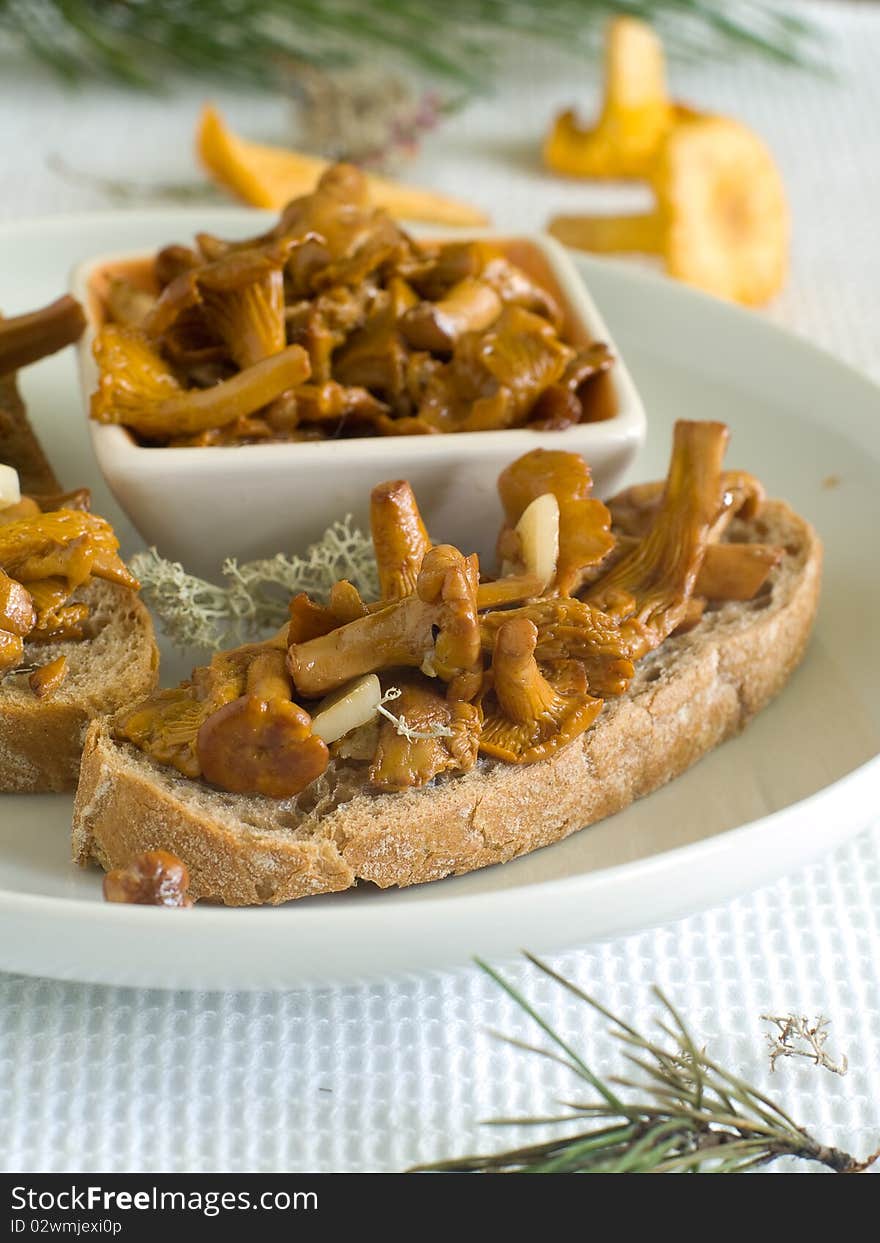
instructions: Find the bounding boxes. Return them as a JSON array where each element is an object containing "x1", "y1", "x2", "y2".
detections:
[{"x1": 1, "y1": 1, "x2": 879, "y2": 1174}]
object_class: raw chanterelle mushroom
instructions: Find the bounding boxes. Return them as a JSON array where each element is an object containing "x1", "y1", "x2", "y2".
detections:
[
  {"x1": 549, "y1": 114, "x2": 789, "y2": 306},
  {"x1": 543, "y1": 17, "x2": 681, "y2": 181}
]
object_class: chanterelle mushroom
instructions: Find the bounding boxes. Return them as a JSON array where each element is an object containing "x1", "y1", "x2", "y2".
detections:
[
  {"x1": 0, "y1": 295, "x2": 85, "y2": 375},
  {"x1": 586, "y1": 419, "x2": 727, "y2": 654},
  {"x1": 197, "y1": 645, "x2": 329, "y2": 799},
  {"x1": 286, "y1": 580, "x2": 370, "y2": 646},
  {"x1": 145, "y1": 237, "x2": 303, "y2": 369},
  {"x1": 479, "y1": 598, "x2": 636, "y2": 699},
  {"x1": 496, "y1": 449, "x2": 615, "y2": 596},
  {"x1": 0, "y1": 509, "x2": 137, "y2": 593},
  {"x1": 117, "y1": 641, "x2": 265, "y2": 779},
  {"x1": 287, "y1": 544, "x2": 481, "y2": 699},
  {"x1": 370, "y1": 479, "x2": 432, "y2": 601},
  {"x1": 91, "y1": 325, "x2": 310, "y2": 438},
  {"x1": 543, "y1": 17, "x2": 678, "y2": 180},
  {"x1": 368, "y1": 675, "x2": 482, "y2": 791},
  {"x1": 480, "y1": 617, "x2": 603, "y2": 764},
  {"x1": 549, "y1": 114, "x2": 789, "y2": 306},
  {"x1": 607, "y1": 464, "x2": 780, "y2": 602},
  {"x1": 476, "y1": 492, "x2": 560, "y2": 610},
  {"x1": 399, "y1": 278, "x2": 503, "y2": 352}
]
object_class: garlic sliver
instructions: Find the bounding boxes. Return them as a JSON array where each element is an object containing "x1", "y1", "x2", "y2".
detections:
[
  {"x1": 311, "y1": 674, "x2": 382, "y2": 744},
  {"x1": 0, "y1": 465, "x2": 21, "y2": 510},
  {"x1": 516, "y1": 493, "x2": 560, "y2": 589}
]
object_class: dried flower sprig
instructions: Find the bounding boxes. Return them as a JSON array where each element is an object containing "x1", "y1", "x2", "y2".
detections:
[
  {"x1": 130, "y1": 516, "x2": 378, "y2": 651},
  {"x1": 418, "y1": 955, "x2": 879, "y2": 1174},
  {"x1": 292, "y1": 64, "x2": 449, "y2": 172},
  {"x1": 763, "y1": 1014, "x2": 848, "y2": 1077},
  {"x1": 376, "y1": 686, "x2": 455, "y2": 741}
]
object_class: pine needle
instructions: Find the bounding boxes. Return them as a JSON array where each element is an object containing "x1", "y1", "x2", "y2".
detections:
[
  {"x1": 415, "y1": 957, "x2": 879, "y2": 1174},
  {"x1": 0, "y1": 1, "x2": 825, "y2": 93}
]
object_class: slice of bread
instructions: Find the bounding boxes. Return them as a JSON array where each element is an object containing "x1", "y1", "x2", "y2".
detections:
[
  {"x1": 1, "y1": 579, "x2": 159, "y2": 792},
  {"x1": 72, "y1": 499, "x2": 820, "y2": 904}
]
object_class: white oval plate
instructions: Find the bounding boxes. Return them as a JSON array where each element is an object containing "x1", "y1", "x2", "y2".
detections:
[{"x1": 1, "y1": 210, "x2": 878, "y2": 991}]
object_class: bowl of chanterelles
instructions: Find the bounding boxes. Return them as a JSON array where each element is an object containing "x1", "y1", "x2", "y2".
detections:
[{"x1": 72, "y1": 164, "x2": 645, "y2": 577}]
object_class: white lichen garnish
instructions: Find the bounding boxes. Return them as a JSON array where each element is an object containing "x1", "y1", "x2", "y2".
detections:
[{"x1": 130, "y1": 515, "x2": 379, "y2": 652}]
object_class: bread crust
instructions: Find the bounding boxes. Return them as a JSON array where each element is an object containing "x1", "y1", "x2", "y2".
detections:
[
  {"x1": 72, "y1": 500, "x2": 821, "y2": 904},
  {"x1": 0, "y1": 580, "x2": 159, "y2": 792}
]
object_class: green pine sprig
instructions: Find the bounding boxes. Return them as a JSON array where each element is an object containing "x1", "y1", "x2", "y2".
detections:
[
  {"x1": 417, "y1": 954, "x2": 880, "y2": 1174},
  {"x1": 0, "y1": 1, "x2": 824, "y2": 94}
]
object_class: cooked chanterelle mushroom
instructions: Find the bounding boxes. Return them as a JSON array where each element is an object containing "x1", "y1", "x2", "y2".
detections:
[
  {"x1": 91, "y1": 325, "x2": 310, "y2": 440},
  {"x1": 287, "y1": 543, "x2": 482, "y2": 699},
  {"x1": 496, "y1": 449, "x2": 615, "y2": 596},
  {"x1": 370, "y1": 479, "x2": 431, "y2": 601},
  {"x1": 480, "y1": 617, "x2": 602, "y2": 763},
  {"x1": 92, "y1": 162, "x2": 615, "y2": 445},
  {"x1": 117, "y1": 422, "x2": 786, "y2": 798},
  {"x1": 145, "y1": 236, "x2": 305, "y2": 369}
]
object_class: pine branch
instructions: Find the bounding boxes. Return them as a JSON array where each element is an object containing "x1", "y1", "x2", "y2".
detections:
[
  {"x1": 0, "y1": 1, "x2": 824, "y2": 94},
  {"x1": 415, "y1": 955, "x2": 879, "y2": 1174}
]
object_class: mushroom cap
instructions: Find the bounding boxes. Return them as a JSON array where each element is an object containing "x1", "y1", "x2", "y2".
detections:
[
  {"x1": 368, "y1": 676, "x2": 481, "y2": 790},
  {"x1": 480, "y1": 597, "x2": 636, "y2": 699},
  {"x1": 197, "y1": 694, "x2": 329, "y2": 798},
  {"x1": 497, "y1": 449, "x2": 614, "y2": 594},
  {"x1": 480, "y1": 617, "x2": 602, "y2": 764},
  {"x1": 655, "y1": 115, "x2": 789, "y2": 306},
  {"x1": 103, "y1": 849, "x2": 193, "y2": 908}
]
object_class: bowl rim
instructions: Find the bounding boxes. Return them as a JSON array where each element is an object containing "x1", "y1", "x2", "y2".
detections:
[{"x1": 71, "y1": 228, "x2": 646, "y2": 471}]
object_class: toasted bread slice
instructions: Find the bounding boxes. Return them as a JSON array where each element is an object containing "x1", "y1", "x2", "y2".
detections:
[
  {"x1": 72, "y1": 500, "x2": 820, "y2": 904},
  {"x1": 1, "y1": 579, "x2": 158, "y2": 792}
]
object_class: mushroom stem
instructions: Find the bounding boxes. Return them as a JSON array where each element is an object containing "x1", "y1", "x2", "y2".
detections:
[
  {"x1": 587, "y1": 419, "x2": 728, "y2": 649},
  {"x1": 246, "y1": 647, "x2": 291, "y2": 702},
  {"x1": 370, "y1": 480, "x2": 431, "y2": 600},
  {"x1": 288, "y1": 592, "x2": 435, "y2": 698},
  {"x1": 542, "y1": 19, "x2": 674, "y2": 181},
  {"x1": 400, "y1": 279, "x2": 502, "y2": 351},
  {"x1": 476, "y1": 573, "x2": 547, "y2": 610},
  {"x1": 91, "y1": 328, "x2": 311, "y2": 437},
  {"x1": 492, "y1": 618, "x2": 561, "y2": 724},
  {"x1": 0, "y1": 295, "x2": 85, "y2": 375},
  {"x1": 288, "y1": 544, "x2": 480, "y2": 698},
  {"x1": 549, "y1": 213, "x2": 663, "y2": 255}
]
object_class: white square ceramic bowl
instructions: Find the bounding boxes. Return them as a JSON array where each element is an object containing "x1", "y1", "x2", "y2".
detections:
[{"x1": 72, "y1": 232, "x2": 645, "y2": 578}]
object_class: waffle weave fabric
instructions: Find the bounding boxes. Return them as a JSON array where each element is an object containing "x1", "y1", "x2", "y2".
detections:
[{"x1": 1, "y1": 0, "x2": 878, "y2": 1174}]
